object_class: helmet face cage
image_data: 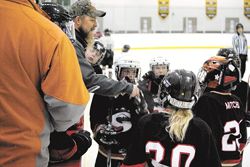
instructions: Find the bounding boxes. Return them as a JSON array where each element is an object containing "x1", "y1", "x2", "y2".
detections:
[
  {"x1": 115, "y1": 59, "x2": 141, "y2": 84},
  {"x1": 158, "y1": 70, "x2": 197, "y2": 109},
  {"x1": 93, "y1": 41, "x2": 106, "y2": 64},
  {"x1": 197, "y1": 56, "x2": 241, "y2": 91},
  {"x1": 62, "y1": 21, "x2": 76, "y2": 41}
]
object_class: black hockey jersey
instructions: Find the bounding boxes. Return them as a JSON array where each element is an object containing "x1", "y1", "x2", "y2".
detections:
[
  {"x1": 90, "y1": 93, "x2": 147, "y2": 158},
  {"x1": 193, "y1": 91, "x2": 247, "y2": 165},
  {"x1": 122, "y1": 112, "x2": 221, "y2": 167}
]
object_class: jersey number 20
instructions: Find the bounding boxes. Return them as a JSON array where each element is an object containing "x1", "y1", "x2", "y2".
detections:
[{"x1": 146, "y1": 141, "x2": 195, "y2": 167}]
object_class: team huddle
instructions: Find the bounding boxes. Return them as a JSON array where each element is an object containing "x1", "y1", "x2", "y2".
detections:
[
  {"x1": 39, "y1": 1, "x2": 250, "y2": 167},
  {"x1": 1, "y1": 0, "x2": 249, "y2": 167}
]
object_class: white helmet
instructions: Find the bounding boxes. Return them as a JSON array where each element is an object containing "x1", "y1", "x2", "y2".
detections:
[
  {"x1": 149, "y1": 56, "x2": 170, "y2": 71},
  {"x1": 114, "y1": 57, "x2": 141, "y2": 83}
]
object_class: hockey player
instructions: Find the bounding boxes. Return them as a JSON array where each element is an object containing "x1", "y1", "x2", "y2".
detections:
[
  {"x1": 193, "y1": 56, "x2": 247, "y2": 167},
  {"x1": 41, "y1": 2, "x2": 92, "y2": 163},
  {"x1": 69, "y1": 0, "x2": 141, "y2": 97},
  {"x1": 139, "y1": 56, "x2": 170, "y2": 112},
  {"x1": 40, "y1": 2, "x2": 75, "y2": 41},
  {"x1": 85, "y1": 40, "x2": 106, "y2": 74},
  {"x1": 90, "y1": 57, "x2": 148, "y2": 167},
  {"x1": 217, "y1": 48, "x2": 250, "y2": 125},
  {"x1": 121, "y1": 69, "x2": 221, "y2": 167}
]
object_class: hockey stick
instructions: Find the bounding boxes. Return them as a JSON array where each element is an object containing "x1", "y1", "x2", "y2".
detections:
[
  {"x1": 245, "y1": 74, "x2": 250, "y2": 114},
  {"x1": 245, "y1": 74, "x2": 250, "y2": 127},
  {"x1": 106, "y1": 96, "x2": 114, "y2": 167}
]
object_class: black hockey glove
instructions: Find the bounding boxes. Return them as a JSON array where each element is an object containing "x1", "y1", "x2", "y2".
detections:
[
  {"x1": 49, "y1": 131, "x2": 76, "y2": 163},
  {"x1": 94, "y1": 124, "x2": 122, "y2": 147},
  {"x1": 143, "y1": 71, "x2": 156, "y2": 80},
  {"x1": 71, "y1": 130, "x2": 92, "y2": 160}
]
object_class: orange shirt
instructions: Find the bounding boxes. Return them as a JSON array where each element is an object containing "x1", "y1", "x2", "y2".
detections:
[{"x1": 0, "y1": 0, "x2": 89, "y2": 166}]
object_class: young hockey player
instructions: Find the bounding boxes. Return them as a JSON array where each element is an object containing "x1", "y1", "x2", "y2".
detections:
[
  {"x1": 121, "y1": 69, "x2": 221, "y2": 167},
  {"x1": 217, "y1": 48, "x2": 250, "y2": 125},
  {"x1": 85, "y1": 40, "x2": 106, "y2": 74},
  {"x1": 193, "y1": 56, "x2": 247, "y2": 167},
  {"x1": 41, "y1": 2, "x2": 92, "y2": 163},
  {"x1": 139, "y1": 56, "x2": 170, "y2": 112},
  {"x1": 90, "y1": 56, "x2": 148, "y2": 167}
]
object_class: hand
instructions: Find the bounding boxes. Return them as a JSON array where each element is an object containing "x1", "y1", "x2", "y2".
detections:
[
  {"x1": 94, "y1": 124, "x2": 121, "y2": 146},
  {"x1": 130, "y1": 85, "x2": 140, "y2": 98}
]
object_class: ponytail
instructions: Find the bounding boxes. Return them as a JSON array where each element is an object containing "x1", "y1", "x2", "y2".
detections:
[{"x1": 167, "y1": 109, "x2": 193, "y2": 142}]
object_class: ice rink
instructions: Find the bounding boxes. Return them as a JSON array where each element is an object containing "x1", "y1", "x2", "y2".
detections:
[{"x1": 82, "y1": 33, "x2": 250, "y2": 167}]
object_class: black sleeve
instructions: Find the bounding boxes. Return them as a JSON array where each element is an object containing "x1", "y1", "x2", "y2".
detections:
[
  {"x1": 73, "y1": 42, "x2": 133, "y2": 96},
  {"x1": 193, "y1": 95, "x2": 220, "y2": 136},
  {"x1": 239, "y1": 117, "x2": 247, "y2": 147},
  {"x1": 123, "y1": 115, "x2": 150, "y2": 165},
  {"x1": 197, "y1": 120, "x2": 222, "y2": 167},
  {"x1": 89, "y1": 95, "x2": 111, "y2": 131},
  {"x1": 239, "y1": 98, "x2": 247, "y2": 148}
]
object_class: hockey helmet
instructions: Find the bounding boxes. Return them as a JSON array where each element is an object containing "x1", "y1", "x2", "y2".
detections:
[
  {"x1": 217, "y1": 48, "x2": 241, "y2": 68},
  {"x1": 41, "y1": 2, "x2": 75, "y2": 40},
  {"x1": 114, "y1": 57, "x2": 141, "y2": 83},
  {"x1": 159, "y1": 69, "x2": 197, "y2": 109},
  {"x1": 122, "y1": 45, "x2": 130, "y2": 53},
  {"x1": 197, "y1": 56, "x2": 241, "y2": 91},
  {"x1": 149, "y1": 56, "x2": 170, "y2": 77}
]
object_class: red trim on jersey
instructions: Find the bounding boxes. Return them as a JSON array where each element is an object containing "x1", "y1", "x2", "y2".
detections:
[
  {"x1": 221, "y1": 158, "x2": 242, "y2": 166},
  {"x1": 50, "y1": 141, "x2": 78, "y2": 162},
  {"x1": 239, "y1": 143, "x2": 245, "y2": 152},
  {"x1": 120, "y1": 162, "x2": 146, "y2": 167}
]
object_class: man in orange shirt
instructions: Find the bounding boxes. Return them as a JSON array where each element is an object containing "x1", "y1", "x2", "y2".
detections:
[{"x1": 0, "y1": 0, "x2": 89, "y2": 166}]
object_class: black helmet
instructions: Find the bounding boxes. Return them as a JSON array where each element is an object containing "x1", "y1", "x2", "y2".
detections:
[
  {"x1": 217, "y1": 48, "x2": 241, "y2": 68},
  {"x1": 41, "y1": 2, "x2": 72, "y2": 24},
  {"x1": 159, "y1": 69, "x2": 197, "y2": 109},
  {"x1": 197, "y1": 56, "x2": 241, "y2": 92},
  {"x1": 122, "y1": 44, "x2": 130, "y2": 52},
  {"x1": 104, "y1": 29, "x2": 111, "y2": 36},
  {"x1": 41, "y1": 2, "x2": 76, "y2": 40},
  {"x1": 236, "y1": 23, "x2": 244, "y2": 30}
]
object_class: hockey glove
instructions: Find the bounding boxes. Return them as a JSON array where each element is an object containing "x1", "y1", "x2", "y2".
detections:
[
  {"x1": 71, "y1": 130, "x2": 92, "y2": 159},
  {"x1": 94, "y1": 124, "x2": 122, "y2": 146}
]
